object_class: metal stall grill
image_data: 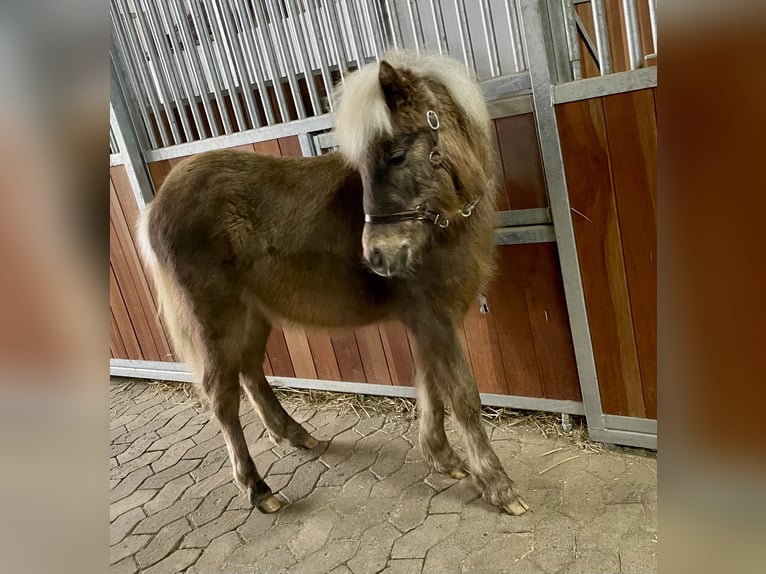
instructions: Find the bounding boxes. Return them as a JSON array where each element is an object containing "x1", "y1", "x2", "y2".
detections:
[{"x1": 110, "y1": 0, "x2": 658, "y2": 449}]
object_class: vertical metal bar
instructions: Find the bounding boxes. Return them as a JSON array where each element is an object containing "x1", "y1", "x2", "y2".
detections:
[
  {"x1": 590, "y1": 0, "x2": 612, "y2": 75},
  {"x1": 562, "y1": 0, "x2": 582, "y2": 80},
  {"x1": 406, "y1": 0, "x2": 425, "y2": 55},
  {"x1": 648, "y1": 0, "x2": 657, "y2": 54},
  {"x1": 286, "y1": 0, "x2": 323, "y2": 115},
  {"x1": 453, "y1": 0, "x2": 476, "y2": 73},
  {"x1": 111, "y1": 54, "x2": 156, "y2": 206},
  {"x1": 169, "y1": 0, "x2": 220, "y2": 137},
  {"x1": 157, "y1": 0, "x2": 207, "y2": 139},
  {"x1": 518, "y1": 0, "x2": 603, "y2": 437},
  {"x1": 132, "y1": 0, "x2": 184, "y2": 143},
  {"x1": 202, "y1": 0, "x2": 249, "y2": 130},
  {"x1": 622, "y1": 0, "x2": 642, "y2": 69},
  {"x1": 110, "y1": 2, "x2": 163, "y2": 148},
  {"x1": 231, "y1": 0, "x2": 276, "y2": 125},
  {"x1": 505, "y1": 0, "x2": 526, "y2": 72},
  {"x1": 142, "y1": 0, "x2": 195, "y2": 140},
  {"x1": 479, "y1": 0, "x2": 501, "y2": 77},
  {"x1": 216, "y1": 0, "x2": 262, "y2": 127},
  {"x1": 251, "y1": 0, "x2": 292, "y2": 121},
  {"x1": 383, "y1": 0, "x2": 404, "y2": 50},
  {"x1": 428, "y1": 0, "x2": 449, "y2": 55},
  {"x1": 266, "y1": 0, "x2": 307, "y2": 118},
  {"x1": 188, "y1": 0, "x2": 234, "y2": 134},
  {"x1": 360, "y1": 0, "x2": 383, "y2": 60},
  {"x1": 306, "y1": 0, "x2": 336, "y2": 107},
  {"x1": 342, "y1": 0, "x2": 368, "y2": 66},
  {"x1": 326, "y1": 0, "x2": 350, "y2": 72}
]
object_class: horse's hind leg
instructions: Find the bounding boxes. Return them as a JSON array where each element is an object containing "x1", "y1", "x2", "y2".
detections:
[
  {"x1": 240, "y1": 309, "x2": 318, "y2": 449},
  {"x1": 407, "y1": 312, "x2": 529, "y2": 516},
  {"x1": 202, "y1": 345, "x2": 282, "y2": 514}
]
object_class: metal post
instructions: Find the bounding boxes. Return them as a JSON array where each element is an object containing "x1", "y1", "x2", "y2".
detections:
[
  {"x1": 622, "y1": 0, "x2": 643, "y2": 70},
  {"x1": 453, "y1": 0, "x2": 477, "y2": 74},
  {"x1": 286, "y1": 0, "x2": 323, "y2": 115},
  {"x1": 504, "y1": 0, "x2": 527, "y2": 72},
  {"x1": 383, "y1": 0, "x2": 404, "y2": 50},
  {"x1": 406, "y1": 0, "x2": 425, "y2": 54},
  {"x1": 518, "y1": 0, "x2": 604, "y2": 434},
  {"x1": 305, "y1": 0, "x2": 336, "y2": 110},
  {"x1": 648, "y1": 0, "x2": 657, "y2": 54},
  {"x1": 590, "y1": 0, "x2": 612, "y2": 74},
  {"x1": 110, "y1": 53, "x2": 156, "y2": 207},
  {"x1": 480, "y1": 0, "x2": 501, "y2": 77},
  {"x1": 250, "y1": 0, "x2": 292, "y2": 122},
  {"x1": 266, "y1": 0, "x2": 307, "y2": 117},
  {"x1": 343, "y1": 0, "x2": 369, "y2": 66},
  {"x1": 428, "y1": 0, "x2": 449, "y2": 55},
  {"x1": 562, "y1": 0, "x2": 582, "y2": 80}
]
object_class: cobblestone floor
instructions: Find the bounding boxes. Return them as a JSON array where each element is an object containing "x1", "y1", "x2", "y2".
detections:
[{"x1": 110, "y1": 380, "x2": 657, "y2": 574}]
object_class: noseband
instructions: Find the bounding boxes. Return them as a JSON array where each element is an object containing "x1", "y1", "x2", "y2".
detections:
[{"x1": 363, "y1": 110, "x2": 481, "y2": 229}]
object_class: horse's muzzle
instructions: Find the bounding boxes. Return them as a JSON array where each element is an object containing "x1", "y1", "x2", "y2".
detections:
[{"x1": 365, "y1": 243, "x2": 410, "y2": 277}]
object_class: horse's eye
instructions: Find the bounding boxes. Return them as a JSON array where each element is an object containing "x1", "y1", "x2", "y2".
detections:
[{"x1": 388, "y1": 150, "x2": 406, "y2": 166}]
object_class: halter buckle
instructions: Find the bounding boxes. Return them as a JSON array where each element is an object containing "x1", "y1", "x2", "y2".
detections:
[
  {"x1": 429, "y1": 149, "x2": 442, "y2": 165},
  {"x1": 426, "y1": 110, "x2": 440, "y2": 130}
]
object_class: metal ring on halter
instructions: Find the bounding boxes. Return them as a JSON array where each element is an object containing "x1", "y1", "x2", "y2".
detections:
[
  {"x1": 438, "y1": 218, "x2": 450, "y2": 228},
  {"x1": 426, "y1": 110, "x2": 440, "y2": 130},
  {"x1": 460, "y1": 204, "x2": 475, "y2": 217},
  {"x1": 429, "y1": 149, "x2": 442, "y2": 165}
]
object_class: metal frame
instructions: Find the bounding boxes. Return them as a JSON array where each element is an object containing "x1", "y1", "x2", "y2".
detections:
[
  {"x1": 552, "y1": 66, "x2": 656, "y2": 103},
  {"x1": 109, "y1": 359, "x2": 586, "y2": 416}
]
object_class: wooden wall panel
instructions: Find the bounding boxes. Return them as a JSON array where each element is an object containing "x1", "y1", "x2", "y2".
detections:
[
  {"x1": 306, "y1": 329, "x2": 342, "y2": 381},
  {"x1": 557, "y1": 92, "x2": 656, "y2": 418},
  {"x1": 355, "y1": 325, "x2": 392, "y2": 385},
  {"x1": 495, "y1": 113, "x2": 549, "y2": 210},
  {"x1": 379, "y1": 322, "x2": 415, "y2": 387},
  {"x1": 330, "y1": 330, "x2": 367, "y2": 383}
]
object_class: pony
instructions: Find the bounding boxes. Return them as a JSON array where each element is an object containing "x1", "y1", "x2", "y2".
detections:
[{"x1": 139, "y1": 51, "x2": 528, "y2": 516}]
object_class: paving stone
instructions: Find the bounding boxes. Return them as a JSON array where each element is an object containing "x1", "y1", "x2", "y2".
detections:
[
  {"x1": 291, "y1": 407, "x2": 316, "y2": 424},
  {"x1": 111, "y1": 413, "x2": 139, "y2": 430},
  {"x1": 348, "y1": 522, "x2": 401, "y2": 574},
  {"x1": 389, "y1": 482, "x2": 435, "y2": 532},
  {"x1": 141, "y1": 459, "x2": 201, "y2": 490},
  {"x1": 110, "y1": 426, "x2": 129, "y2": 443},
  {"x1": 558, "y1": 477, "x2": 605, "y2": 523},
  {"x1": 134, "y1": 498, "x2": 202, "y2": 534},
  {"x1": 237, "y1": 508, "x2": 278, "y2": 541},
  {"x1": 182, "y1": 510, "x2": 249, "y2": 548},
  {"x1": 328, "y1": 566, "x2": 353, "y2": 574},
  {"x1": 270, "y1": 442, "x2": 328, "y2": 475},
  {"x1": 288, "y1": 508, "x2": 340, "y2": 559},
  {"x1": 243, "y1": 420, "x2": 266, "y2": 445},
  {"x1": 354, "y1": 428, "x2": 397, "y2": 453},
  {"x1": 424, "y1": 471, "x2": 459, "y2": 492},
  {"x1": 189, "y1": 446, "x2": 228, "y2": 481},
  {"x1": 116, "y1": 432, "x2": 159, "y2": 465},
  {"x1": 423, "y1": 539, "x2": 466, "y2": 574},
  {"x1": 189, "y1": 483, "x2": 240, "y2": 527},
  {"x1": 156, "y1": 406, "x2": 197, "y2": 438},
  {"x1": 145, "y1": 475, "x2": 194, "y2": 515},
  {"x1": 288, "y1": 539, "x2": 359, "y2": 574},
  {"x1": 112, "y1": 450, "x2": 163, "y2": 480},
  {"x1": 602, "y1": 478, "x2": 652, "y2": 505},
  {"x1": 330, "y1": 498, "x2": 394, "y2": 539},
  {"x1": 135, "y1": 518, "x2": 192, "y2": 569},
  {"x1": 142, "y1": 548, "x2": 201, "y2": 574},
  {"x1": 461, "y1": 533, "x2": 534, "y2": 573},
  {"x1": 183, "y1": 466, "x2": 232, "y2": 499},
  {"x1": 558, "y1": 550, "x2": 620, "y2": 574},
  {"x1": 308, "y1": 410, "x2": 339, "y2": 430},
  {"x1": 586, "y1": 454, "x2": 626, "y2": 481},
  {"x1": 320, "y1": 428, "x2": 362, "y2": 467},
  {"x1": 111, "y1": 466, "x2": 154, "y2": 503},
  {"x1": 380, "y1": 559, "x2": 424, "y2": 574},
  {"x1": 529, "y1": 513, "x2": 576, "y2": 573},
  {"x1": 391, "y1": 514, "x2": 460, "y2": 559},
  {"x1": 268, "y1": 473, "x2": 292, "y2": 493},
  {"x1": 280, "y1": 459, "x2": 328, "y2": 502},
  {"x1": 186, "y1": 531, "x2": 244, "y2": 574},
  {"x1": 372, "y1": 462, "x2": 431, "y2": 498},
  {"x1": 191, "y1": 419, "x2": 222, "y2": 446},
  {"x1": 110, "y1": 534, "x2": 152, "y2": 565},
  {"x1": 111, "y1": 555, "x2": 138, "y2": 574},
  {"x1": 254, "y1": 449, "x2": 279, "y2": 475},
  {"x1": 184, "y1": 433, "x2": 226, "y2": 459},
  {"x1": 110, "y1": 489, "x2": 157, "y2": 521},
  {"x1": 319, "y1": 451, "x2": 376, "y2": 486},
  {"x1": 618, "y1": 529, "x2": 657, "y2": 574},
  {"x1": 429, "y1": 479, "x2": 480, "y2": 514},
  {"x1": 371, "y1": 437, "x2": 410, "y2": 478},
  {"x1": 576, "y1": 504, "x2": 646, "y2": 550},
  {"x1": 228, "y1": 523, "x2": 299, "y2": 566},
  {"x1": 340, "y1": 470, "x2": 378, "y2": 503},
  {"x1": 111, "y1": 442, "x2": 131, "y2": 458},
  {"x1": 352, "y1": 414, "x2": 386, "y2": 436},
  {"x1": 126, "y1": 404, "x2": 166, "y2": 431},
  {"x1": 110, "y1": 507, "x2": 146, "y2": 546},
  {"x1": 149, "y1": 424, "x2": 204, "y2": 452},
  {"x1": 152, "y1": 438, "x2": 196, "y2": 473},
  {"x1": 313, "y1": 413, "x2": 360, "y2": 441}
]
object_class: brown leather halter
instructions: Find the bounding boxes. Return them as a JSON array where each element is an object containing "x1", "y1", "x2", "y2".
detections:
[{"x1": 363, "y1": 110, "x2": 481, "y2": 229}]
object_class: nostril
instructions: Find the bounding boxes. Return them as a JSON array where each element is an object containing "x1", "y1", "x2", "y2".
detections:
[
  {"x1": 369, "y1": 247, "x2": 384, "y2": 269},
  {"x1": 396, "y1": 245, "x2": 409, "y2": 270}
]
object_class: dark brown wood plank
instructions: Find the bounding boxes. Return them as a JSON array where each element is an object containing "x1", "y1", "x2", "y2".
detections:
[
  {"x1": 463, "y1": 293, "x2": 509, "y2": 395},
  {"x1": 495, "y1": 113, "x2": 548, "y2": 209},
  {"x1": 266, "y1": 328, "x2": 295, "y2": 378},
  {"x1": 330, "y1": 329, "x2": 367, "y2": 383},
  {"x1": 277, "y1": 136, "x2": 303, "y2": 158},
  {"x1": 519, "y1": 244, "x2": 581, "y2": 401},
  {"x1": 379, "y1": 322, "x2": 415, "y2": 387},
  {"x1": 109, "y1": 263, "x2": 142, "y2": 360},
  {"x1": 556, "y1": 97, "x2": 644, "y2": 417},
  {"x1": 488, "y1": 246, "x2": 544, "y2": 398},
  {"x1": 147, "y1": 160, "x2": 173, "y2": 190},
  {"x1": 605, "y1": 0, "x2": 629, "y2": 73},
  {"x1": 489, "y1": 120, "x2": 511, "y2": 211},
  {"x1": 355, "y1": 325, "x2": 392, "y2": 385},
  {"x1": 603, "y1": 89, "x2": 657, "y2": 418},
  {"x1": 253, "y1": 139, "x2": 282, "y2": 156},
  {"x1": 262, "y1": 353, "x2": 273, "y2": 377},
  {"x1": 306, "y1": 329, "x2": 342, "y2": 381},
  {"x1": 110, "y1": 306, "x2": 127, "y2": 359},
  {"x1": 574, "y1": 4, "x2": 601, "y2": 79},
  {"x1": 283, "y1": 327, "x2": 318, "y2": 379}
]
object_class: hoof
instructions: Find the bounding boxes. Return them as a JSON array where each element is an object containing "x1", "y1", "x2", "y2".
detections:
[
  {"x1": 255, "y1": 494, "x2": 283, "y2": 514},
  {"x1": 502, "y1": 496, "x2": 530, "y2": 516},
  {"x1": 300, "y1": 435, "x2": 319, "y2": 449},
  {"x1": 448, "y1": 462, "x2": 470, "y2": 479}
]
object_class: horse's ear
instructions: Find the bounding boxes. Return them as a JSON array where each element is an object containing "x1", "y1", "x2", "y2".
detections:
[{"x1": 379, "y1": 60, "x2": 408, "y2": 110}]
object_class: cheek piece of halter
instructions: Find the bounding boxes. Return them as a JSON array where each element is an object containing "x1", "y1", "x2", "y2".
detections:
[{"x1": 363, "y1": 110, "x2": 482, "y2": 229}]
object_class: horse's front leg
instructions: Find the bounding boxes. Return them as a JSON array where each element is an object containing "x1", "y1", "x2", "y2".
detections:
[{"x1": 407, "y1": 312, "x2": 529, "y2": 515}]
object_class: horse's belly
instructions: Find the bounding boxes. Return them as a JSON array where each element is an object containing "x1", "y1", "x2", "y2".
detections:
[{"x1": 246, "y1": 253, "x2": 394, "y2": 327}]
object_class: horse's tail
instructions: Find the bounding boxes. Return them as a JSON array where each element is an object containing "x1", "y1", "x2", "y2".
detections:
[{"x1": 138, "y1": 206, "x2": 205, "y2": 380}]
